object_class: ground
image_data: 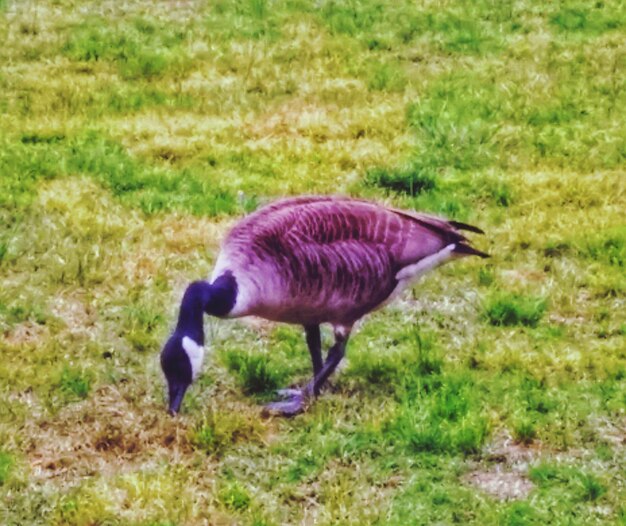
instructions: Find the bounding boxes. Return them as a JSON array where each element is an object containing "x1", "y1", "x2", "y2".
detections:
[{"x1": 0, "y1": 0, "x2": 625, "y2": 525}]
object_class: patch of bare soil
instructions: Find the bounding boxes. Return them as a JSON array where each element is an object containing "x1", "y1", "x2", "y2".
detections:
[
  {"x1": 483, "y1": 431, "x2": 545, "y2": 467},
  {"x1": 23, "y1": 385, "x2": 192, "y2": 482},
  {"x1": 590, "y1": 416, "x2": 626, "y2": 447},
  {"x1": 464, "y1": 470, "x2": 534, "y2": 501},
  {"x1": 50, "y1": 293, "x2": 97, "y2": 338},
  {"x1": 3, "y1": 321, "x2": 49, "y2": 347},
  {"x1": 464, "y1": 431, "x2": 543, "y2": 501},
  {"x1": 244, "y1": 100, "x2": 339, "y2": 140},
  {"x1": 159, "y1": 215, "x2": 227, "y2": 254}
]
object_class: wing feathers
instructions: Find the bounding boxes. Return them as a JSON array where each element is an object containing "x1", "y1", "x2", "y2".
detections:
[
  {"x1": 223, "y1": 197, "x2": 487, "y2": 311},
  {"x1": 387, "y1": 206, "x2": 487, "y2": 264},
  {"x1": 390, "y1": 208, "x2": 468, "y2": 242},
  {"x1": 449, "y1": 220, "x2": 485, "y2": 235}
]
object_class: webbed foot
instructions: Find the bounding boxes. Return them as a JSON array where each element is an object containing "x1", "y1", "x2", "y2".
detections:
[
  {"x1": 276, "y1": 388, "x2": 301, "y2": 398},
  {"x1": 263, "y1": 389, "x2": 306, "y2": 416}
]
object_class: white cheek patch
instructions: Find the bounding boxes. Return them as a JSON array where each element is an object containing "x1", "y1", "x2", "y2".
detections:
[{"x1": 182, "y1": 336, "x2": 205, "y2": 380}]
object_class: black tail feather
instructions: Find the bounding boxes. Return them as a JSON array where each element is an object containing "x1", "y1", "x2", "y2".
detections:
[
  {"x1": 454, "y1": 243, "x2": 490, "y2": 258},
  {"x1": 449, "y1": 220, "x2": 485, "y2": 235}
]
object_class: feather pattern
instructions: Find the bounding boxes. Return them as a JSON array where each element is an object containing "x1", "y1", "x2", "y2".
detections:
[{"x1": 211, "y1": 196, "x2": 487, "y2": 324}]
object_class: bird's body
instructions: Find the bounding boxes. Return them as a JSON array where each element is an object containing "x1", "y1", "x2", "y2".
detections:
[
  {"x1": 161, "y1": 195, "x2": 488, "y2": 415},
  {"x1": 211, "y1": 196, "x2": 485, "y2": 325}
]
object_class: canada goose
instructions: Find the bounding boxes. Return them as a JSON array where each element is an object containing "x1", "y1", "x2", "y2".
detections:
[{"x1": 160, "y1": 196, "x2": 488, "y2": 415}]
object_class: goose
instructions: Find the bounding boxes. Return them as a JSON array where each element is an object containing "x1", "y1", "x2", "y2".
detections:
[{"x1": 160, "y1": 195, "x2": 488, "y2": 416}]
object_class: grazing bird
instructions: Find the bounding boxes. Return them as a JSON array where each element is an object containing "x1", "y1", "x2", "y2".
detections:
[{"x1": 160, "y1": 196, "x2": 488, "y2": 415}]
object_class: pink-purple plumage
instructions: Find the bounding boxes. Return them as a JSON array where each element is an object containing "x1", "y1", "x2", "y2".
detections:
[{"x1": 211, "y1": 196, "x2": 488, "y2": 326}]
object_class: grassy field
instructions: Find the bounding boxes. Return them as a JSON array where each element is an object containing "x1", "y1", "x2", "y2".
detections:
[{"x1": 1, "y1": 0, "x2": 625, "y2": 524}]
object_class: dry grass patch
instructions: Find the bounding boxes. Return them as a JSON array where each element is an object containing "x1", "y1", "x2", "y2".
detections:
[
  {"x1": 464, "y1": 431, "x2": 543, "y2": 501},
  {"x1": 2, "y1": 321, "x2": 49, "y2": 348},
  {"x1": 295, "y1": 461, "x2": 393, "y2": 526},
  {"x1": 24, "y1": 384, "x2": 193, "y2": 482},
  {"x1": 464, "y1": 470, "x2": 534, "y2": 501},
  {"x1": 158, "y1": 213, "x2": 228, "y2": 254},
  {"x1": 112, "y1": 111, "x2": 244, "y2": 162},
  {"x1": 245, "y1": 99, "x2": 340, "y2": 141},
  {"x1": 49, "y1": 293, "x2": 97, "y2": 339}
]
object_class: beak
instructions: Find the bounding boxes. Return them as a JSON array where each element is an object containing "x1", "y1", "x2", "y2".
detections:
[{"x1": 168, "y1": 383, "x2": 188, "y2": 415}]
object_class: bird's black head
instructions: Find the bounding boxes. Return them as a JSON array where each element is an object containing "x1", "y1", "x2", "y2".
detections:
[
  {"x1": 160, "y1": 332, "x2": 200, "y2": 415},
  {"x1": 160, "y1": 275, "x2": 237, "y2": 415}
]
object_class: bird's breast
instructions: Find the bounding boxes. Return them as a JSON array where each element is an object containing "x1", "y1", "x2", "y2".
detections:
[{"x1": 212, "y1": 231, "x2": 399, "y2": 324}]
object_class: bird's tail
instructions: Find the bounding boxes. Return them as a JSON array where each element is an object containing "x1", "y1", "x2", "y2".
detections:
[
  {"x1": 449, "y1": 220, "x2": 485, "y2": 235},
  {"x1": 391, "y1": 208, "x2": 490, "y2": 259},
  {"x1": 453, "y1": 242, "x2": 490, "y2": 259}
]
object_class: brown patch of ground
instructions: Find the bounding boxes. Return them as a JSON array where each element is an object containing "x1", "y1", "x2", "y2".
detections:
[
  {"x1": 500, "y1": 268, "x2": 546, "y2": 285},
  {"x1": 50, "y1": 293, "x2": 97, "y2": 338},
  {"x1": 238, "y1": 316, "x2": 279, "y2": 335},
  {"x1": 590, "y1": 416, "x2": 626, "y2": 447},
  {"x1": 464, "y1": 431, "x2": 543, "y2": 501},
  {"x1": 463, "y1": 470, "x2": 534, "y2": 501},
  {"x1": 3, "y1": 321, "x2": 49, "y2": 347},
  {"x1": 244, "y1": 100, "x2": 341, "y2": 140},
  {"x1": 24, "y1": 385, "x2": 193, "y2": 482},
  {"x1": 158, "y1": 214, "x2": 228, "y2": 254},
  {"x1": 72, "y1": 0, "x2": 201, "y2": 23},
  {"x1": 483, "y1": 430, "x2": 545, "y2": 467}
]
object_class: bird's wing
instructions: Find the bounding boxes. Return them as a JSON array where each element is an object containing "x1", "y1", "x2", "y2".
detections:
[{"x1": 227, "y1": 196, "x2": 487, "y2": 272}]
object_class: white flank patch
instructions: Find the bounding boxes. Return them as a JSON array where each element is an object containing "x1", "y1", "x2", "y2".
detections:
[
  {"x1": 182, "y1": 336, "x2": 205, "y2": 380},
  {"x1": 376, "y1": 244, "x2": 457, "y2": 309},
  {"x1": 395, "y1": 243, "x2": 456, "y2": 282}
]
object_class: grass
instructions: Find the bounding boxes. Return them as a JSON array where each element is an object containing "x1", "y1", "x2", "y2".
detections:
[
  {"x1": 1, "y1": 0, "x2": 625, "y2": 524},
  {"x1": 484, "y1": 292, "x2": 548, "y2": 328},
  {"x1": 57, "y1": 365, "x2": 92, "y2": 401},
  {"x1": 190, "y1": 407, "x2": 264, "y2": 456},
  {"x1": 0, "y1": 451, "x2": 14, "y2": 486}
]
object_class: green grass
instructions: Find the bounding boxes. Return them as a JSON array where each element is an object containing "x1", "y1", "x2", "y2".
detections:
[
  {"x1": 0, "y1": 451, "x2": 14, "y2": 485},
  {"x1": 512, "y1": 418, "x2": 538, "y2": 445},
  {"x1": 190, "y1": 407, "x2": 264, "y2": 456},
  {"x1": 388, "y1": 376, "x2": 490, "y2": 454},
  {"x1": 62, "y1": 20, "x2": 192, "y2": 80},
  {"x1": 365, "y1": 164, "x2": 437, "y2": 195},
  {"x1": 223, "y1": 350, "x2": 287, "y2": 395},
  {"x1": 218, "y1": 480, "x2": 252, "y2": 511},
  {"x1": 1, "y1": 0, "x2": 625, "y2": 524},
  {"x1": 484, "y1": 293, "x2": 547, "y2": 328},
  {"x1": 550, "y1": 4, "x2": 626, "y2": 35},
  {"x1": 57, "y1": 365, "x2": 92, "y2": 401}
]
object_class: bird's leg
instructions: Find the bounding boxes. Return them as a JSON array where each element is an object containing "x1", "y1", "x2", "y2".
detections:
[
  {"x1": 304, "y1": 325, "x2": 350, "y2": 397},
  {"x1": 265, "y1": 325, "x2": 351, "y2": 416},
  {"x1": 275, "y1": 324, "x2": 321, "y2": 399},
  {"x1": 306, "y1": 324, "x2": 323, "y2": 376}
]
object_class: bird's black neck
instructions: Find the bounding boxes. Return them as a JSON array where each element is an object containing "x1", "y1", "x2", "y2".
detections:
[{"x1": 176, "y1": 273, "x2": 238, "y2": 344}]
